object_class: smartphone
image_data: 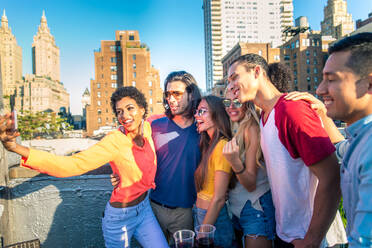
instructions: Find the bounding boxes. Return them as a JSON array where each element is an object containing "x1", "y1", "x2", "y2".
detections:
[{"x1": 11, "y1": 110, "x2": 18, "y2": 132}]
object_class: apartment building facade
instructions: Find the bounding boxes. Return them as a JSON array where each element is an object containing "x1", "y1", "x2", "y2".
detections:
[{"x1": 86, "y1": 30, "x2": 163, "y2": 136}]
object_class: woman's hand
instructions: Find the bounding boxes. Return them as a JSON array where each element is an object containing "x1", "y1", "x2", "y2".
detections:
[
  {"x1": 285, "y1": 92, "x2": 327, "y2": 116},
  {"x1": 110, "y1": 174, "x2": 120, "y2": 188},
  {"x1": 0, "y1": 113, "x2": 20, "y2": 151},
  {"x1": 222, "y1": 137, "x2": 240, "y2": 166}
]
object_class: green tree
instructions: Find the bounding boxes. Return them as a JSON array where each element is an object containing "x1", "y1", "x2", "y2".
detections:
[{"x1": 18, "y1": 111, "x2": 73, "y2": 140}]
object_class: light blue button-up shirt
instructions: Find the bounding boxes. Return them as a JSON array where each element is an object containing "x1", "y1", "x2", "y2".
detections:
[{"x1": 336, "y1": 114, "x2": 372, "y2": 247}]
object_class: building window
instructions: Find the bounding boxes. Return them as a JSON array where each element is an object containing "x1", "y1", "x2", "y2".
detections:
[
  {"x1": 313, "y1": 51, "x2": 317, "y2": 56},
  {"x1": 306, "y1": 50, "x2": 310, "y2": 56},
  {"x1": 97, "y1": 92, "x2": 101, "y2": 98},
  {"x1": 133, "y1": 63, "x2": 136, "y2": 69},
  {"x1": 98, "y1": 109, "x2": 101, "y2": 115},
  {"x1": 133, "y1": 72, "x2": 136, "y2": 78},
  {"x1": 294, "y1": 70, "x2": 297, "y2": 76},
  {"x1": 132, "y1": 81, "x2": 136, "y2": 87},
  {"x1": 97, "y1": 83, "x2": 100, "y2": 89},
  {"x1": 129, "y1": 35, "x2": 134, "y2": 40},
  {"x1": 308, "y1": 84, "x2": 311, "y2": 91},
  {"x1": 307, "y1": 67, "x2": 310, "y2": 74},
  {"x1": 133, "y1": 54, "x2": 136, "y2": 60},
  {"x1": 274, "y1": 55, "x2": 280, "y2": 61},
  {"x1": 314, "y1": 68, "x2": 318, "y2": 74},
  {"x1": 149, "y1": 89, "x2": 153, "y2": 96},
  {"x1": 97, "y1": 101, "x2": 101, "y2": 106},
  {"x1": 284, "y1": 55, "x2": 290, "y2": 61},
  {"x1": 314, "y1": 77, "x2": 318, "y2": 83},
  {"x1": 258, "y1": 50, "x2": 262, "y2": 56},
  {"x1": 307, "y1": 76, "x2": 311, "y2": 82},
  {"x1": 110, "y1": 46, "x2": 116, "y2": 52},
  {"x1": 291, "y1": 42, "x2": 295, "y2": 49},
  {"x1": 149, "y1": 98, "x2": 153, "y2": 104},
  {"x1": 111, "y1": 75, "x2": 117, "y2": 80},
  {"x1": 314, "y1": 59, "x2": 318, "y2": 65},
  {"x1": 110, "y1": 57, "x2": 117, "y2": 63},
  {"x1": 294, "y1": 79, "x2": 298, "y2": 85},
  {"x1": 293, "y1": 62, "x2": 297, "y2": 69},
  {"x1": 295, "y1": 40, "x2": 299, "y2": 48},
  {"x1": 111, "y1": 83, "x2": 117, "y2": 88},
  {"x1": 149, "y1": 81, "x2": 152, "y2": 87},
  {"x1": 98, "y1": 117, "x2": 102, "y2": 123},
  {"x1": 110, "y1": 66, "x2": 117, "y2": 72},
  {"x1": 293, "y1": 53, "x2": 297, "y2": 59},
  {"x1": 306, "y1": 59, "x2": 310, "y2": 64}
]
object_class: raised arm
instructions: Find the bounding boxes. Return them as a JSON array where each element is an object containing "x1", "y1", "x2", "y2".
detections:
[
  {"x1": 223, "y1": 125, "x2": 259, "y2": 192},
  {"x1": 285, "y1": 92, "x2": 345, "y2": 144}
]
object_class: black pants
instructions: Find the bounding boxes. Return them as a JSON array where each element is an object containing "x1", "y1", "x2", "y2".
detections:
[{"x1": 274, "y1": 236, "x2": 294, "y2": 248}]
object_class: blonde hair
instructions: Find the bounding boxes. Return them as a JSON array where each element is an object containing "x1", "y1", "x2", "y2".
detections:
[
  {"x1": 224, "y1": 87, "x2": 263, "y2": 168},
  {"x1": 234, "y1": 101, "x2": 264, "y2": 167}
]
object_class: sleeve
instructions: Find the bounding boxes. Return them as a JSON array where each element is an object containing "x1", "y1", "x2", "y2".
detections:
[
  {"x1": 21, "y1": 132, "x2": 121, "y2": 177},
  {"x1": 212, "y1": 140, "x2": 232, "y2": 174},
  {"x1": 349, "y1": 151, "x2": 372, "y2": 247},
  {"x1": 275, "y1": 99, "x2": 335, "y2": 166},
  {"x1": 335, "y1": 139, "x2": 349, "y2": 162}
]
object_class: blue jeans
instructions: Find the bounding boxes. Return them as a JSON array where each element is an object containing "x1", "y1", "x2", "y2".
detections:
[
  {"x1": 193, "y1": 204, "x2": 234, "y2": 248},
  {"x1": 231, "y1": 190, "x2": 276, "y2": 240},
  {"x1": 102, "y1": 195, "x2": 169, "y2": 248}
]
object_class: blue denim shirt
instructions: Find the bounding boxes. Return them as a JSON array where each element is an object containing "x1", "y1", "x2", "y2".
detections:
[{"x1": 336, "y1": 114, "x2": 372, "y2": 247}]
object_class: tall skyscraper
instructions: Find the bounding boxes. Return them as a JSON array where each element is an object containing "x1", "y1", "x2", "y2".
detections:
[
  {"x1": 32, "y1": 10, "x2": 60, "y2": 82},
  {"x1": 86, "y1": 30, "x2": 163, "y2": 136},
  {"x1": 13, "y1": 11, "x2": 69, "y2": 114},
  {"x1": 321, "y1": 0, "x2": 354, "y2": 39},
  {"x1": 203, "y1": 0, "x2": 293, "y2": 91},
  {"x1": 0, "y1": 10, "x2": 22, "y2": 97}
]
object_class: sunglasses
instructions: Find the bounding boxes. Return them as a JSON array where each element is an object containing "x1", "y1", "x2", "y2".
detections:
[
  {"x1": 164, "y1": 91, "x2": 184, "y2": 99},
  {"x1": 194, "y1": 108, "x2": 208, "y2": 117},
  {"x1": 222, "y1": 99, "x2": 243, "y2": 108}
]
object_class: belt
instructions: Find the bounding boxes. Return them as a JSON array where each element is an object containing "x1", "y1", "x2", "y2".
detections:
[
  {"x1": 151, "y1": 199, "x2": 177, "y2": 209},
  {"x1": 110, "y1": 191, "x2": 147, "y2": 208}
]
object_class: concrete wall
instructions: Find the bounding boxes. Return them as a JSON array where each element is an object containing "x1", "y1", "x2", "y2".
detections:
[
  {"x1": 0, "y1": 137, "x2": 115, "y2": 247},
  {"x1": 5, "y1": 175, "x2": 112, "y2": 247}
]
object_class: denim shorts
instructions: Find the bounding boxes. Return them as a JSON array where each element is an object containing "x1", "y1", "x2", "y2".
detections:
[
  {"x1": 193, "y1": 204, "x2": 234, "y2": 248},
  {"x1": 231, "y1": 190, "x2": 276, "y2": 240}
]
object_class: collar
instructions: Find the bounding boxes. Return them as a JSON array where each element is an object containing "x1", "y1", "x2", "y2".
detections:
[{"x1": 345, "y1": 114, "x2": 372, "y2": 139}]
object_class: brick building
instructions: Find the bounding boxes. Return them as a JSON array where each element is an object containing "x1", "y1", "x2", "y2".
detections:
[
  {"x1": 214, "y1": 42, "x2": 280, "y2": 97},
  {"x1": 86, "y1": 30, "x2": 163, "y2": 136},
  {"x1": 280, "y1": 31, "x2": 335, "y2": 95}
]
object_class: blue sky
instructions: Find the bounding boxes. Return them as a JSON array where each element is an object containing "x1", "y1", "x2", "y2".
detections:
[{"x1": 1, "y1": 0, "x2": 371, "y2": 114}]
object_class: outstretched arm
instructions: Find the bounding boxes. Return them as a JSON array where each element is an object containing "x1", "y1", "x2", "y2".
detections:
[
  {"x1": 1, "y1": 113, "x2": 118, "y2": 177},
  {"x1": 285, "y1": 92, "x2": 344, "y2": 144}
]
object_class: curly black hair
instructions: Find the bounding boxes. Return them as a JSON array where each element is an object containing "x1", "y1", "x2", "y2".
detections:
[
  {"x1": 110, "y1": 86, "x2": 148, "y2": 119},
  {"x1": 268, "y1": 63, "x2": 293, "y2": 93}
]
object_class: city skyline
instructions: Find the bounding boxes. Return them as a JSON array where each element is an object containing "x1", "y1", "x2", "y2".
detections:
[{"x1": 1, "y1": 0, "x2": 371, "y2": 114}]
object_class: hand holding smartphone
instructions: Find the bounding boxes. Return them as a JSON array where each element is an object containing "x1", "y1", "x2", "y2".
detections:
[{"x1": 11, "y1": 110, "x2": 18, "y2": 132}]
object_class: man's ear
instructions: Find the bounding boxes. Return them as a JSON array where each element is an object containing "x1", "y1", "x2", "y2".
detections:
[
  {"x1": 367, "y1": 72, "x2": 372, "y2": 94},
  {"x1": 254, "y1": 65, "x2": 261, "y2": 79}
]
